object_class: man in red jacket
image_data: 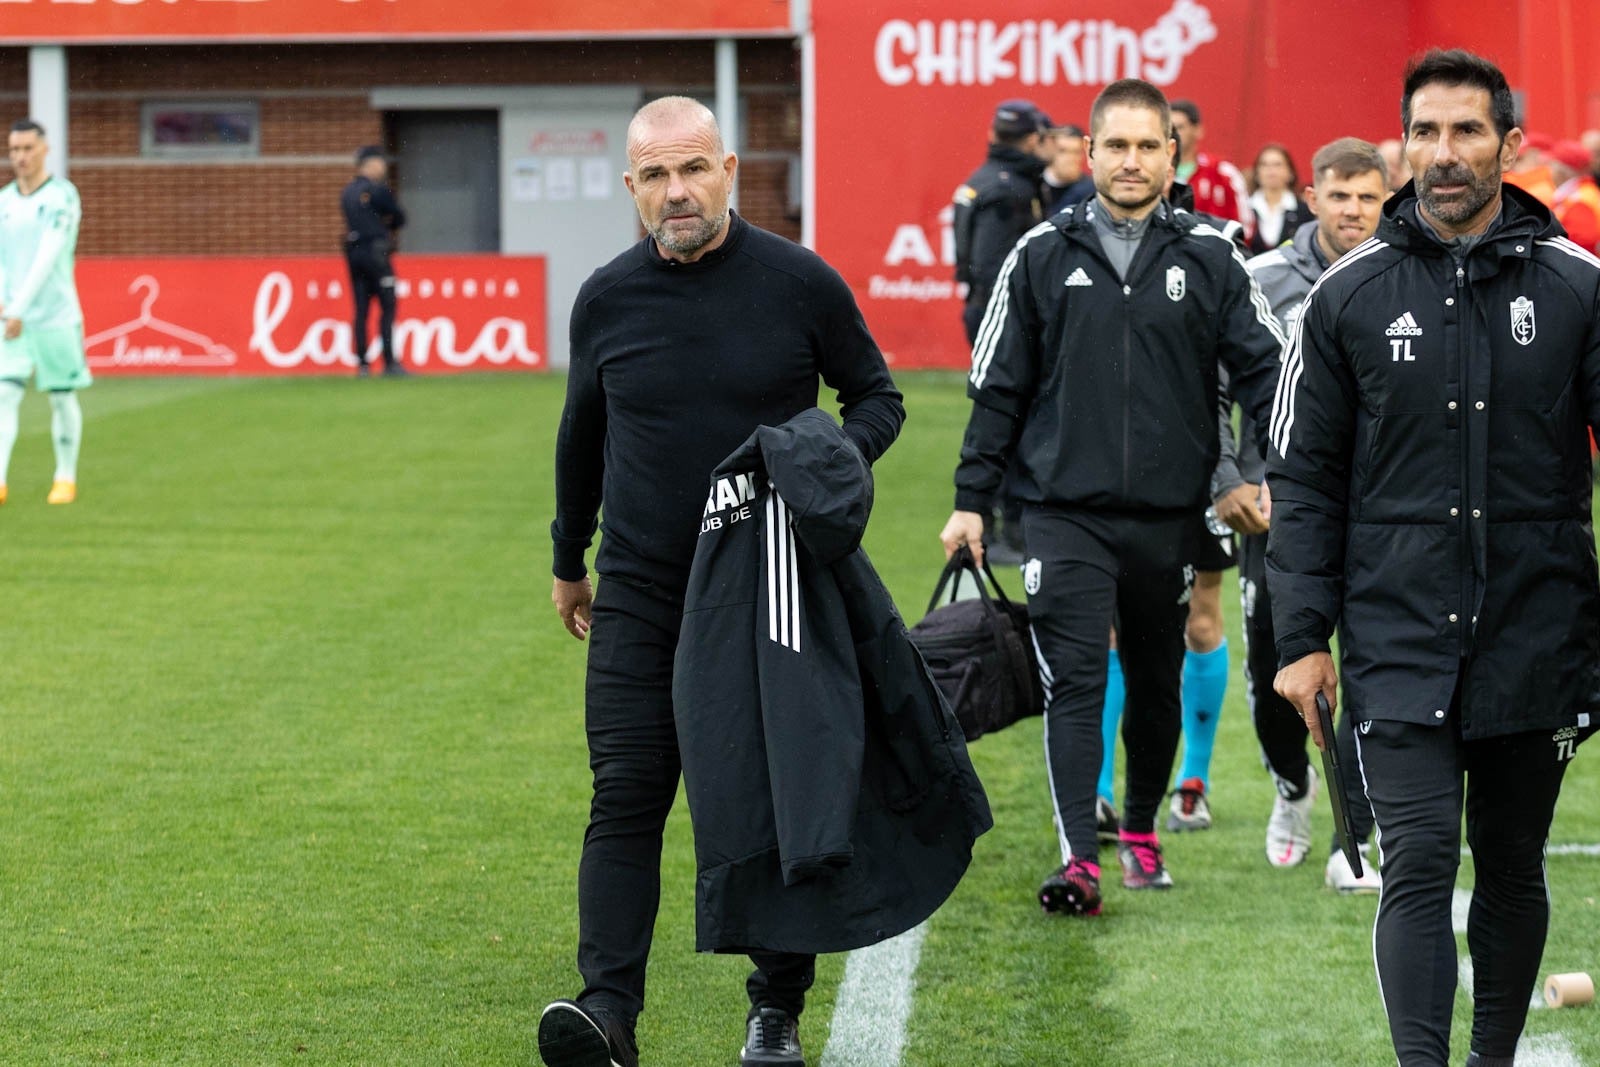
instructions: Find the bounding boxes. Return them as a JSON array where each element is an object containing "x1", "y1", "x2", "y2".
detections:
[
  {"x1": 1550, "y1": 139, "x2": 1600, "y2": 252},
  {"x1": 1170, "y1": 99, "x2": 1254, "y2": 244}
]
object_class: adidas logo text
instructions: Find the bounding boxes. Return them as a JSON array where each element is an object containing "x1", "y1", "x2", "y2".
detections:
[
  {"x1": 1386, "y1": 311, "x2": 1423, "y2": 337},
  {"x1": 1064, "y1": 267, "x2": 1093, "y2": 287}
]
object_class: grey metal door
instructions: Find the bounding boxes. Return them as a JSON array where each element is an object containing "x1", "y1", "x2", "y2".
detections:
[{"x1": 389, "y1": 111, "x2": 501, "y2": 253}]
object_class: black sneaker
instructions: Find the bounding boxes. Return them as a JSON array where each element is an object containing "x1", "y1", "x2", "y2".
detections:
[
  {"x1": 382, "y1": 361, "x2": 409, "y2": 377},
  {"x1": 1096, "y1": 795, "x2": 1120, "y2": 846},
  {"x1": 1039, "y1": 859, "x2": 1102, "y2": 915},
  {"x1": 740, "y1": 1007, "x2": 803, "y2": 1066},
  {"x1": 537, "y1": 999, "x2": 636, "y2": 1067},
  {"x1": 355, "y1": 362, "x2": 371, "y2": 378}
]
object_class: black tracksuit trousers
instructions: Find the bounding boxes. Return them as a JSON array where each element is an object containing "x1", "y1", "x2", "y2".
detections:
[
  {"x1": 1239, "y1": 531, "x2": 1373, "y2": 845},
  {"x1": 1022, "y1": 507, "x2": 1191, "y2": 858},
  {"x1": 1354, "y1": 697, "x2": 1592, "y2": 1065},
  {"x1": 575, "y1": 578, "x2": 815, "y2": 1029},
  {"x1": 346, "y1": 240, "x2": 398, "y2": 368}
]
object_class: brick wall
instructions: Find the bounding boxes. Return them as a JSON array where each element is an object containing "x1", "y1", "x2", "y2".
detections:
[{"x1": 0, "y1": 39, "x2": 801, "y2": 254}]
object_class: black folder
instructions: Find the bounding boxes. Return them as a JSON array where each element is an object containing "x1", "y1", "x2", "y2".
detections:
[{"x1": 1316, "y1": 691, "x2": 1364, "y2": 877}]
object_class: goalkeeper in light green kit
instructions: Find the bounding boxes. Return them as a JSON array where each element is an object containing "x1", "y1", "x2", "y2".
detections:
[{"x1": 0, "y1": 119, "x2": 90, "y2": 505}]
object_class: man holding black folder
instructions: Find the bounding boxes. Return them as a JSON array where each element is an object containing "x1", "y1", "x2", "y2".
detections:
[{"x1": 1269, "y1": 50, "x2": 1600, "y2": 1067}]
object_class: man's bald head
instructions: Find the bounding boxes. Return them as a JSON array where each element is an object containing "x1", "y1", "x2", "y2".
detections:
[
  {"x1": 622, "y1": 95, "x2": 738, "y2": 262},
  {"x1": 626, "y1": 96, "x2": 724, "y2": 170}
]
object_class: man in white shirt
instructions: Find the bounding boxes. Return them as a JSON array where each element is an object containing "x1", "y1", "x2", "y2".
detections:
[{"x1": 0, "y1": 119, "x2": 90, "y2": 504}]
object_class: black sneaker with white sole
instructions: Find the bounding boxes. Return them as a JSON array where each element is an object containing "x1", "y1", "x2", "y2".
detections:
[
  {"x1": 740, "y1": 1007, "x2": 804, "y2": 1066},
  {"x1": 537, "y1": 999, "x2": 637, "y2": 1067}
]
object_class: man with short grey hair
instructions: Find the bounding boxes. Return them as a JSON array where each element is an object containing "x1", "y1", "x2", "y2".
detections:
[{"x1": 540, "y1": 96, "x2": 904, "y2": 1067}]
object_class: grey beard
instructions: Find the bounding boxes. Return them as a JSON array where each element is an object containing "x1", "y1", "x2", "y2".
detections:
[
  {"x1": 1418, "y1": 167, "x2": 1498, "y2": 225},
  {"x1": 652, "y1": 207, "x2": 729, "y2": 255}
]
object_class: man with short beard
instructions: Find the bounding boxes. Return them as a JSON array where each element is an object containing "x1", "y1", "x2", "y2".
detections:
[
  {"x1": 541, "y1": 96, "x2": 904, "y2": 1067},
  {"x1": 1271, "y1": 50, "x2": 1600, "y2": 1066},
  {"x1": 939, "y1": 78, "x2": 1285, "y2": 916}
]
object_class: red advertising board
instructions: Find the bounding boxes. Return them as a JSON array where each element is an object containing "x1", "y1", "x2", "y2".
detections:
[
  {"x1": 77, "y1": 255, "x2": 547, "y2": 376},
  {"x1": 813, "y1": 0, "x2": 1423, "y2": 370},
  {"x1": 0, "y1": 0, "x2": 792, "y2": 43}
]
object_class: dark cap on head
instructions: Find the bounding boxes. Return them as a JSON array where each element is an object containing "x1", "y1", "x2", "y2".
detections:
[
  {"x1": 993, "y1": 99, "x2": 1048, "y2": 138},
  {"x1": 355, "y1": 145, "x2": 387, "y2": 165}
]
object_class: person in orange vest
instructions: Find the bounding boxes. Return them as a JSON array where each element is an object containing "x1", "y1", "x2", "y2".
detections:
[
  {"x1": 1504, "y1": 130, "x2": 1555, "y2": 205},
  {"x1": 1550, "y1": 139, "x2": 1600, "y2": 253}
]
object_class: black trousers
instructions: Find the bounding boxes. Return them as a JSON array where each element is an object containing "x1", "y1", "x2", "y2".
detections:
[
  {"x1": 1355, "y1": 704, "x2": 1591, "y2": 1065},
  {"x1": 346, "y1": 241, "x2": 398, "y2": 368},
  {"x1": 1023, "y1": 507, "x2": 1191, "y2": 857},
  {"x1": 1239, "y1": 531, "x2": 1373, "y2": 844},
  {"x1": 576, "y1": 577, "x2": 815, "y2": 1027}
]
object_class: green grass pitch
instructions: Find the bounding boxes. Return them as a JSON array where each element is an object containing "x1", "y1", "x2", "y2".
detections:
[{"x1": 0, "y1": 373, "x2": 1597, "y2": 1065}]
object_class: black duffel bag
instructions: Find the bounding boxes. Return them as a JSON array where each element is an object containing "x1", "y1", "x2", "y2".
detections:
[{"x1": 908, "y1": 546, "x2": 1044, "y2": 742}]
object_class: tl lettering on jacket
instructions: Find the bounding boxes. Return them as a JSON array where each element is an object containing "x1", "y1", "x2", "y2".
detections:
[{"x1": 701, "y1": 471, "x2": 759, "y2": 534}]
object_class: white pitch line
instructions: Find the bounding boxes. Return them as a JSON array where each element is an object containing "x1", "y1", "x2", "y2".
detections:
[
  {"x1": 820, "y1": 923, "x2": 927, "y2": 1067},
  {"x1": 1518, "y1": 1033, "x2": 1582, "y2": 1066},
  {"x1": 1462, "y1": 843, "x2": 1600, "y2": 858},
  {"x1": 1452, "y1": 888, "x2": 1472, "y2": 934}
]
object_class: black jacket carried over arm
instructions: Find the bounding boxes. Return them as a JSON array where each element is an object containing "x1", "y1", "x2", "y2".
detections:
[
  {"x1": 673, "y1": 409, "x2": 992, "y2": 955},
  {"x1": 953, "y1": 198, "x2": 1286, "y2": 517},
  {"x1": 1267, "y1": 183, "x2": 1600, "y2": 738}
]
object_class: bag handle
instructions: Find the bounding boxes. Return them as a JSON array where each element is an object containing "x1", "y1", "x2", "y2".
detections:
[{"x1": 926, "y1": 544, "x2": 1019, "y2": 615}]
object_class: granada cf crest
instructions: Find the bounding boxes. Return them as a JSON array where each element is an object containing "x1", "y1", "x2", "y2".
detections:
[
  {"x1": 1510, "y1": 296, "x2": 1535, "y2": 346},
  {"x1": 1166, "y1": 265, "x2": 1187, "y2": 302}
]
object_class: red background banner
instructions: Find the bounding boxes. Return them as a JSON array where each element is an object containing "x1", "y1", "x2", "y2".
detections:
[
  {"x1": 813, "y1": 0, "x2": 1600, "y2": 370},
  {"x1": 78, "y1": 255, "x2": 547, "y2": 376},
  {"x1": 0, "y1": 0, "x2": 793, "y2": 42}
]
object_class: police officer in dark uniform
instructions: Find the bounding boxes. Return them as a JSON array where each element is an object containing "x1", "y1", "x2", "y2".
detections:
[
  {"x1": 341, "y1": 145, "x2": 407, "y2": 377},
  {"x1": 953, "y1": 101, "x2": 1051, "y2": 562},
  {"x1": 952, "y1": 100, "x2": 1051, "y2": 345}
]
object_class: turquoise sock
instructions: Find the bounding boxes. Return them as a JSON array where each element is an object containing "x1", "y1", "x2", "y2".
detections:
[
  {"x1": 1177, "y1": 640, "x2": 1229, "y2": 788},
  {"x1": 1098, "y1": 648, "x2": 1125, "y2": 803}
]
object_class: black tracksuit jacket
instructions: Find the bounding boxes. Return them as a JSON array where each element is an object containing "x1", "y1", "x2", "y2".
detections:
[
  {"x1": 673, "y1": 410, "x2": 993, "y2": 955},
  {"x1": 1267, "y1": 183, "x2": 1600, "y2": 738},
  {"x1": 953, "y1": 198, "x2": 1286, "y2": 516},
  {"x1": 952, "y1": 143, "x2": 1047, "y2": 309}
]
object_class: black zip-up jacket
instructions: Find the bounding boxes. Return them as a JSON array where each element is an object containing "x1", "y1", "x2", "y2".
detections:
[
  {"x1": 674, "y1": 409, "x2": 992, "y2": 954},
  {"x1": 953, "y1": 198, "x2": 1286, "y2": 516},
  {"x1": 340, "y1": 175, "x2": 405, "y2": 248},
  {"x1": 1266, "y1": 183, "x2": 1600, "y2": 738},
  {"x1": 952, "y1": 143, "x2": 1046, "y2": 308}
]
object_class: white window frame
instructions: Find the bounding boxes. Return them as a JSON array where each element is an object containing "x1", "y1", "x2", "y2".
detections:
[{"x1": 140, "y1": 100, "x2": 260, "y2": 159}]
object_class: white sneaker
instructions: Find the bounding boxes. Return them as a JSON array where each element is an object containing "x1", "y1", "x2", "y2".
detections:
[
  {"x1": 1265, "y1": 765, "x2": 1318, "y2": 867},
  {"x1": 1326, "y1": 842, "x2": 1383, "y2": 894}
]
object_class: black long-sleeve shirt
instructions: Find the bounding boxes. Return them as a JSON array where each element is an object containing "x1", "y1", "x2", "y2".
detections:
[
  {"x1": 551, "y1": 212, "x2": 905, "y2": 592},
  {"x1": 341, "y1": 176, "x2": 406, "y2": 247}
]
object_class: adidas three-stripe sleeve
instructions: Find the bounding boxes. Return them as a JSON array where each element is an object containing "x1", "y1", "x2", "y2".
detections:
[
  {"x1": 1264, "y1": 284, "x2": 1360, "y2": 665},
  {"x1": 954, "y1": 225, "x2": 1050, "y2": 512}
]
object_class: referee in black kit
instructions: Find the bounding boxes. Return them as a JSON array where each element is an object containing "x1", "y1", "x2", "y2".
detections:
[
  {"x1": 1271, "y1": 50, "x2": 1600, "y2": 1067},
  {"x1": 341, "y1": 145, "x2": 406, "y2": 377},
  {"x1": 539, "y1": 97, "x2": 903, "y2": 1067}
]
